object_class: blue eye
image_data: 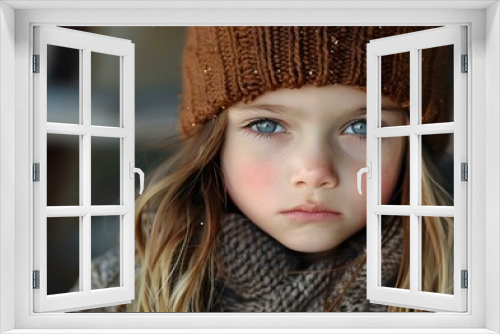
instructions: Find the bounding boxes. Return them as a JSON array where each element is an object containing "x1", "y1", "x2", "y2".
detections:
[
  {"x1": 252, "y1": 119, "x2": 285, "y2": 133},
  {"x1": 343, "y1": 119, "x2": 367, "y2": 137},
  {"x1": 244, "y1": 119, "x2": 286, "y2": 139}
]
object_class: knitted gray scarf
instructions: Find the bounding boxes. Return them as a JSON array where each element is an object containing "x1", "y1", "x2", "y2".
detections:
[
  {"x1": 213, "y1": 213, "x2": 403, "y2": 312},
  {"x1": 73, "y1": 212, "x2": 403, "y2": 313}
]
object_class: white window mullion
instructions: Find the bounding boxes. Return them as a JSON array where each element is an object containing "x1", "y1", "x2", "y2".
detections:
[
  {"x1": 373, "y1": 123, "x2": 454, "y2": 138},
  {"x1": 376, "y1": 135, "x2": 382, "y2": 284},
  {"x1": 372, "y1": 126, "x2": 411, "y2": 138},
  {"x1": 82, "y1": 47, "x2": 92, "y2": 295},
  {"x1": 122, "y1": 44, "x2": 135, "y2": 297},
  {"x1": 377, "y1": 214, "x2": 383, "y2": 287},
  {"x1": 416, "y1": 48, "x2": 423, "y2": 294},
  {"x1": 82, "y1": 48, "x2": 91, "y2": 207},
  {"x1": 411, "y1": 206, "x2": 455, "y2": 217},
  {"x1": 119, "y1": 55, "x2": 125, "y2": 288},
  {"x1": 410, "y1": 214, "x2": 419, "y2": 293},
  {"x1": 409, "y1": 47, "x2": 419, "y2": 296},
  {"x1": 78, "y1": 47, "x2": 84, "y2": 294},
  {"x1": 90, "y1": 206, "x2": 129, "y2": 216},
  {"x1": 90, "y1": 126, "x2": 129, "y2": 138},
  {"x1": 413, "y1": 123, "x2": 454, "y2": 135},
  {"x1": 46, "y1": 206, "x2": 128, "y2": 217},
  {"x1": 79, "y1": 49, "x2": 84, "y2": 207},
  {"x1": 46, "y1": 123, "x2": 130, "y2": 138},
  {"x1": 373, "y1": 205, "x2": 454, "y2": 217},
  {"x1": 47, "y1": 206, "x2": 89, "y2": 217},
  {"x1": 365, "y1": 48, "x2": 378, "y2": 302},
  {"x1": 417, "y1": 215, "x2": 423, "y2": 293},
  {"x1": 81, "y1": 214, "x2": 91, "y2": 294}
]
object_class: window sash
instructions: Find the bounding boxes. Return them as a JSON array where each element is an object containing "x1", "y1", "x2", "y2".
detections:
[
  {"x1": 32, "y1": 25, "x2": 136, "y2": 313},
  {"x1": 366, "y1": 26, "x2": 468, "y2": 312}
]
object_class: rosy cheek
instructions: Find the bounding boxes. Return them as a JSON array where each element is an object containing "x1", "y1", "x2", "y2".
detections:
[{"x1": 234, "y1": 161, "x2": 276, "y2": 191}]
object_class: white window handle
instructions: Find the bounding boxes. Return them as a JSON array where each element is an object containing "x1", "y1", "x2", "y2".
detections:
[
  {"x1": 129, "y1": 162, "x2": 145, "y2": 195},
  {"x1": 357, "y1": 162, "x2": 371, "y2": 195}
]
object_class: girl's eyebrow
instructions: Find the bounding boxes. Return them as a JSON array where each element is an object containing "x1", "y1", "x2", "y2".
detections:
[
  {"x1": 234, "y1": 103, "x2": 301, "y2": 115},
  {"x1": 234, "y1": 103, "x2": 403, "y2": 115}
]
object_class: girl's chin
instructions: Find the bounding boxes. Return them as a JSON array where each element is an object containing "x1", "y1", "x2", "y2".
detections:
[{"x1": 279, "y1": 240, "x2": 339, "y2": 256}]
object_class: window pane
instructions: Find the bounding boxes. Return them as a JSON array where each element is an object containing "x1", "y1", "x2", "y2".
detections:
[
  {"x1": 91, "y1": 52, "x2": 120, "y2": 127},
  {"x1": 47, "y1": 45, "x2": 80, "y2": 124},
  {"x1": 91, "y1": 216, "x2": 120, "y2": 290},
  {"x1": 421, "y1": 45, "x2": 454, "y2": 124},
  {"x1": 47, "y1": 134, "x2": 80, "y2": 206},
  {"x1": 380, "y1": 136, "x2": 408, "y2": 205},
  {"x1": 421, "y1": 134, "x2": 454, "y2": 206},
  {"x1": 91, "y1": 137, "x2": 121, "y2": 205},
  {"x1": 380, "y1": 215, "x2": 408, "y2": 290},
  {"x1": 381, "y1": 52, "x2": 410, "y2": 128},
  {"x1": 47, "y1": 217, "x2": 80, "y2": 295},
  {"x1": 421, "y1": 216, "x2": 454, "y2": 295}
]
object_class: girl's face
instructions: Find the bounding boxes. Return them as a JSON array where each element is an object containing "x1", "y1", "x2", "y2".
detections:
[{"x1": 221, "y1": 84, "x2": 407, "y2": 254}]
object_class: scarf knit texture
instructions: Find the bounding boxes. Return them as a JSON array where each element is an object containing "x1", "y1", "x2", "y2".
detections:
[
  {"x1": 213, "y1": 212, "x2": 402, "y2": 312},
  {"x1": 73, "y1": 212, "x2": 403, "y2": 312}
]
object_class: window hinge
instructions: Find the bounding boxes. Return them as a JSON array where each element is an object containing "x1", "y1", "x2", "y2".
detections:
[
  {"x1": 33, "y1": 270, "x2": 40, "y2": 289},
  {"x1": 461, "y1": 270, "x2": 468, "y2": 289},
  {"x1": 33, "y1": 54, "x2": 40, "y2": 73},
  {"x1": 461, "y1": 162, "x2": 468, "y2": 181},
  {"x1": 33, "y1": 163, "x2": 40, "y2": 182},
  {"x1": 461, "y1": 54, "x2": 468, "y2": 73}
]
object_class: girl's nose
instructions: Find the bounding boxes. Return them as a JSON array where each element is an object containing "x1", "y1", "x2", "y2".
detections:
[{"x1": 290, "y1": 146, "x2": 339, "y2": 189}]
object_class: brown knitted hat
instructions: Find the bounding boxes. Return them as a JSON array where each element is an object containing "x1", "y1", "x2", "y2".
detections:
[{"x1": 179, "y1": 26, "x2": 451, "y2": 148}]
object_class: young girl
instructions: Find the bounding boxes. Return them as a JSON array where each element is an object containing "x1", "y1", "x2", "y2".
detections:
[{"x1": 81, "y1": 26, "x2": 454, "y2": 312}]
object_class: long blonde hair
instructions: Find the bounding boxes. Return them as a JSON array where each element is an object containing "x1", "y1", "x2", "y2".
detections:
[
  {"x1": 388, "y1": 142, "x2": 454, "y2": 312},
  {"x1": 128, "y1": 106, "x2": 454, "y2": 312},
  {"x1": 130, "y1": 111, "x2": 228, "y2": 312}
]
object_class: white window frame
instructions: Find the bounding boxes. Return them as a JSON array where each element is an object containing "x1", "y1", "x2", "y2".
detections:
[{"x1": 0, "y1": 1, "x2": 498, "y2": 334}]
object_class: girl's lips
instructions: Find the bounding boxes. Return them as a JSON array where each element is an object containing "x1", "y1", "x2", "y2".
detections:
[{"x1": 281, "y1": 210, "x2": 341, "y2": 222}]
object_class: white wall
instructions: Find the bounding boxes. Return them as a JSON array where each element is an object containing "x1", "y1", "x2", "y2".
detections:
[
  {"x1": 0, "y1": 2, "x2": 16, "y2": 334},
  {"x1": 485, "y1": 2, "x2": 500, "y2": 333}
]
